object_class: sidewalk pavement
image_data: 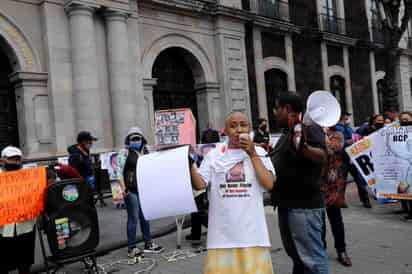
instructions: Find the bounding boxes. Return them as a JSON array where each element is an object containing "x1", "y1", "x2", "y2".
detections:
[{"x1": 32, "y1": 183, "x2": 412, "y2": 274}]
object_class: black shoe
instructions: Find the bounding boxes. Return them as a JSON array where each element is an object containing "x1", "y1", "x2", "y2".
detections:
[
  {"x1": 404, "y1": 215, "x2": 412, "y2": 221},
  {"x1": 337, "y1": 252, "x2": 352, "y2": 267},
  {"x1": 186, "y1": 234, "x2": 201, "y2": 241},
  {"x1": 363, "y1": 200, "x2": 372, "y2": 208}
]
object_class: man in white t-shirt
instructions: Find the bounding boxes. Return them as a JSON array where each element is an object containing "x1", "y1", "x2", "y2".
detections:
[{"x1": 190, "y1": 112, "x2": 276, "y2": 274}]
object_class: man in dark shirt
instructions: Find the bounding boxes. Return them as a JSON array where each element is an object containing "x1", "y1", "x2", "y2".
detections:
[
  {"x1": 68, "y1": 131, "x2": 97, "y2": 189},
  {"x1": 270, "y1": 92, "x2": 329, "y2": 274}
]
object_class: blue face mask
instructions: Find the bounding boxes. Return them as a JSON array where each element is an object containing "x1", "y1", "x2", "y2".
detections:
[{"x1": 129, "y1": 141, "x2": 142, "y2": 150}]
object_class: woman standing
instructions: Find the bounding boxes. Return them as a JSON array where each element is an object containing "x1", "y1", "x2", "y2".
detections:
[
  {"x1": 117, "y1": 127, "x2": 164, "y2": 261},
  {"x1": 322, "y1": 127, "x2": 352, "y2": 267}
]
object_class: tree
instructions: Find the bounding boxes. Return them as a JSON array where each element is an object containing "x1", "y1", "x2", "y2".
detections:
[{"x1": 377, "y1": 0, "x2": 412, "y2": 112}]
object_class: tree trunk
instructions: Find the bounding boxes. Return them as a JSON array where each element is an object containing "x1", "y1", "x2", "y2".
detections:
[
  {"x1": 384, "y1": 48, "x2": 400, "y2": 112},
  {"x1": 382, "y1": 25, "x2": 401, "y2": 112}
]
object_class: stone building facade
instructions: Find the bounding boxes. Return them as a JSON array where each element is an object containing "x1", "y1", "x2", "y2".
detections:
[
  {"x1": 0, "y1": 0, "x2": 411, "y2": 157},
  {"x1": 0, "y1": 0, "x2": 252, "y2": 157},
  {"x1": 246, "y1": 0, "x2": 412, "y2": 130}
]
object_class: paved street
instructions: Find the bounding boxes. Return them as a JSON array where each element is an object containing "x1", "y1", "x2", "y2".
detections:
[{"x1": 31, "y1": 183, "x2": 412, "y2": 274}]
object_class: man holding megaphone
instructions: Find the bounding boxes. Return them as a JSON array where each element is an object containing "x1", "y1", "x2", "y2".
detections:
[{"x1": 270, "y1": 92, "x2": 329, "y2": 274}]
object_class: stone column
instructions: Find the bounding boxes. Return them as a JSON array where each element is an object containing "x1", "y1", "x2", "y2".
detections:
[
  {"x1": 143, "y1": 78, "x2": 157, "y2": 143},
  {"x1": 66, "y1": 4, "x2": 104, "y2": 146},
  {"x1": 195, "y1": 82, "x2": 221, "y2": 132},
  {"x1": 285, "y1": 35, "x2": 296, "y2": 91},
  {"x1": 343, "y1": 46, "x2": 354, "y2": 116},
  {"x1": 396, "y1": 54, "x2": 412, "y2": 111},
  {"x1": 321, "y1": 41, "x2": 329, "y2": 90},
  {"x1": 214, "y1": 17, "x2": 251, "y2": 120},
  {"x1": 253, "y1": 28, "x2": 269, "y2": 121},
  {"x1": 10, "y1": 72, "x2": 53, "y2": 157},
  {"x1": 369, "y1": 51, "x2": 380, "y2": 114},
  {"x1": 105, "y1": 10, "x2": 135, "y2": 148}
]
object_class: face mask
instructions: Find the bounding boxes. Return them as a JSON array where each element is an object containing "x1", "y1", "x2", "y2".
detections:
[
  {"x1": 82, "y1": 143, "x2": 92, "y2": 151},
  {"x1": 4, "y1": 163, "x2": 22, "y2": 171},
  {"x1": 129, "y1": 141, "x2": 143, "y2": 150},
  {"x1": 401, "y1": 121, "x2": 412, "y2": 126},
  {"x1": 345, "y1": 118, "x2": 351, "y2": 125},
  {"x1": 375, "y1": 123, "x2": 384, "y2": 129}
]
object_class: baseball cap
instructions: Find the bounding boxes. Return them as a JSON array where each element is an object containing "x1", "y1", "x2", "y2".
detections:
[
  {"x1": 1, "y1": 146, "x2": 23, "y2": 158},
  {"x1": 77, "y1": 131, "x2": 98, "y2": 143}
]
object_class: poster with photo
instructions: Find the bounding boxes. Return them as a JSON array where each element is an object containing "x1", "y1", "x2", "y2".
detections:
[
  {"x1": 100, "y1": 152, "x2": 120, "y2": 180},
  {"x1": 154, "y1": 108, "x2": 196, "y2": 147}
]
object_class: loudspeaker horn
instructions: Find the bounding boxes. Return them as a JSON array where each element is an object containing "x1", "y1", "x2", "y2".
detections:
[{"x1": 303, "y1": 90, "x2": 341, "y2": 128}]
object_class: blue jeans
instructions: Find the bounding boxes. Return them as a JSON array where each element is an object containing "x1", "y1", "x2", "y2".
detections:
[
  {"x1": 86, "y1": 176, "x2": 95, "y2": 190},
  {"x1": 278, "y1": 208, "x2": 329, "y2": 274},
  {"x1": 125, "y1": 191, "x2": 152, "y2": 251}
]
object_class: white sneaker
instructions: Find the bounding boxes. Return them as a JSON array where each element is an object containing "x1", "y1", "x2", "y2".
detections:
[
  {"x1": 144, "y1": 242, "x2": 165, "y2": 254},
  {"x1": 128, "y1": 247, "x2": 143, "y2": 258}
]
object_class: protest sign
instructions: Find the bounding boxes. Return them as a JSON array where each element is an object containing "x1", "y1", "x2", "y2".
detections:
[
  {"x1": 346, "y1": 125, "x2": 412, "y2": 200},
  {"x1": 0, "y1": 167, "x2": 46, "y2": 226},
  {"x1": 136, "y1": 146, "x2": 197, "y2": 220},
  {"x1": 373, "y1": 126, "x2": 412, "y2": 200},
  {"x1": 155, "y1": 109, "x2": 196, "y2": 148},
  {"x1": 345, "y1": 135, "x2": 377, "y2": 197},
  {"x1": 100, "y1": 152, "x2": 120, "y2": 180}
]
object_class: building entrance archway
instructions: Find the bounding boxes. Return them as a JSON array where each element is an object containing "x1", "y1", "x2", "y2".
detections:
[
  {"x1": 0, "y1": 44, "x2": 19, "y2": 150},
  {"x1": 152, "y1": 47, "x2": 205, "y2": 139}
]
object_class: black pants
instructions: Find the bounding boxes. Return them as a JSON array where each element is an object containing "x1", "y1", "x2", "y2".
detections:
[
  {"x1": 0, "y1": 230, "x2": 36, "y2": 273},
  {"x1": 190, "y1": 193, "x2": 208, "y2": 239},
  {"x1": 322, "y1": 207, "x2": 347, "y2": 254},
  {"x1": 401, "y1": 200, "x2": 412, "y2": 216},
  {"x1": 345, "y1": 163, "x2": 370, "y2": 204}
]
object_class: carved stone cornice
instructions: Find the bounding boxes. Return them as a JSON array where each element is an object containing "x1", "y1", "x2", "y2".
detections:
[
  {"x1": 253, "y1": 15, "x2": 301, "y2": 34},
  {"x1": 321, "y1": 32, "x2": 358, "y2": 47}
]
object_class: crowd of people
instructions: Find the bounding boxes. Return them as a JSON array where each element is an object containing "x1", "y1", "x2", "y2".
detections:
[{"x1": 1, "y1": 91, "x2": 412, "y2": 274}]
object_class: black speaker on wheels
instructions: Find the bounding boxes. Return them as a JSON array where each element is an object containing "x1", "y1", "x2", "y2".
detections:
[{"x1": 43, "y1": 179, "x2": 99, "y2": 260}]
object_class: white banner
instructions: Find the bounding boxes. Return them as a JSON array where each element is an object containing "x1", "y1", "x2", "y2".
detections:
[
  {"x1": 136, "y1": 146, "x2": 197, "y2": 220},
  {"x1": 346, "y1": 125, "x2": 412, "y2": 200}
]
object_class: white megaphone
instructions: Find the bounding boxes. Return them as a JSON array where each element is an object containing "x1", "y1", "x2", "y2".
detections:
[{"x1": 303, "y1": 90, "x2": 341, "y2": 128}]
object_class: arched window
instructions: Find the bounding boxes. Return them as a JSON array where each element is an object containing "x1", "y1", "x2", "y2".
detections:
[
  {"x1": 330, "y1": 75, "x2": 346, "y2": 113},
  {"x1": 377, "y1": 79, "x2": 386, "y2": 112},
  {"x1": 265, "y1": 69, "x2": 288, "y2": 133}
]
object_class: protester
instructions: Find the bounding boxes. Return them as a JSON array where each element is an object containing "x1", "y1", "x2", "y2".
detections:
[
  {"x1": 322, "y1": 127, "x2": 352, "y2": 267},
  {"x1": 0, "y1": 146, "x2": 36, "y2": 274},
  {"x1": 117, "y1": 127, "x2": 164, "y2": 260},
  {"x1": 398, "y1": 111, "x2": 412, "y2": 221},
  {"x1": 253, "y1": 118, "x2": 270, "y2": 150},
  {"x1": 186, "y1": 128, "x2": 220, "y2": 244},
  {"x1": 336, "y1": 113, "x2": 372, "y2": 208},
  {"x1": 385, "y1": 109, "x2": 399, "y2": 122},
  {"x1": 190, "y1": 112, "x2": 276, "y2": 274},
  {"x1": 384, "y1": 117, "x2": 392, "y2": 125},
  {"x1": 269, "y1": 92, "x2": 329, "y2": 274},
  {"x1": 68, "y1": 131, "x2": 98, "y2": 189},
  {"x1": 362, "y1": 114, "x2": 385, "y2": 136}
]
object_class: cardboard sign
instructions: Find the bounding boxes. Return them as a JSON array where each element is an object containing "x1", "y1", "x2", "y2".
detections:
[
  {"x1": 155, "y1": 109, "x2": 196, "y2": 147},
  {"x1": 0, "y1": 167, "x2": 46, "y2": 225}
]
